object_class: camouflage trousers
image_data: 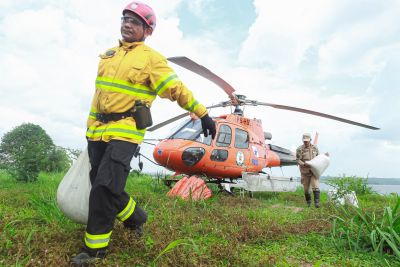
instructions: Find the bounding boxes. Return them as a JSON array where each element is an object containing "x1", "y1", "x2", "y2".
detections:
[{"x1": 301, "y1": 173, "x2": 320, "y2": 193}]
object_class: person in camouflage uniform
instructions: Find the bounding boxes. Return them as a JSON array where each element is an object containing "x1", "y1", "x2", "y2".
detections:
[{"x1": 296, "y1": 133, "x2": 320, "y2": 207}]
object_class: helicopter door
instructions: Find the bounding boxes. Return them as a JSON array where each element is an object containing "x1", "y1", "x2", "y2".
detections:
[
  {"x1": 212, "y1": 124, "x2": 232, "y2": 162},
  {"x1": 205, "y1": 124, "x2": 232, "y2": 175},
  {"x1": 234, "y1": 128, "x2": 252, "y2": 169},
  {"x1": 234, "y1": 128, "x2": 249, "y2": 149}
]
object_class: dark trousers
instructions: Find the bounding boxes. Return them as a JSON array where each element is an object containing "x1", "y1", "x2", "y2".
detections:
[{"x1": 86, "y1": 140, "x2": 137, "y2": 249}]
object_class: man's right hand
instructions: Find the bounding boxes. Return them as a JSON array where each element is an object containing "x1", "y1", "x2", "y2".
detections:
[{"x1": 201, "y1": 114, "x2": 216, "y2": 139}]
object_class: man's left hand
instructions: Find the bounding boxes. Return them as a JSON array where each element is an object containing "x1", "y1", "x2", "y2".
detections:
[{"x1": 201, "y1": 114, "x2": 216, "y2": 139}]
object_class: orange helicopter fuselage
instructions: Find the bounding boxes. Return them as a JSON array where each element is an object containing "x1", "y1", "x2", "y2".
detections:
[{"x1": 152, "y1": 114, "x2": 286, "y2": 179}]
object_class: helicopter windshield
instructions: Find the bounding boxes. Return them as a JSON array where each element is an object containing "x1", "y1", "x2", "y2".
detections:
[{"x1": 168, "y1": 119, "x2": 212, "y2": 145}]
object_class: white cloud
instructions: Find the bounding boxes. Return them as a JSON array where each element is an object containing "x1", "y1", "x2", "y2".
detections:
[
  {"x1": 186, "y1": 0, "x2": 212, "y2": 18},
  {"x1": 1, "y1": 7, "x2": 66, "y2": 48},
  {"x1": 239, "y1": 0, "x2": 400, "y2": 80},
  {"x1": 239, "y1": 0, "x2": 336, "y2": 70}
]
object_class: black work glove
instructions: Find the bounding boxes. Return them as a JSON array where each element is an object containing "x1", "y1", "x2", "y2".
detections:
[{"x1": 201, "y1": 114, "x2": 216, "y2": 139}]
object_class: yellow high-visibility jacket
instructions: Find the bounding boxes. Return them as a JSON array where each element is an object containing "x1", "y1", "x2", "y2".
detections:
[{"x1": 86, "y1": 40, "x2": 207, "y2": 144}]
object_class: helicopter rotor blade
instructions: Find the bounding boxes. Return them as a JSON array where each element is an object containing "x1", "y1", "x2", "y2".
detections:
[
  {"x1": 248, "y1": 100, "x2": 379, "y2": 130},
  {"x1": 147, "y1": 112, "x2": 189, "y2": 132},
  {"x1": 147, "y1": 103, "x2": 228, "y2": 132},
  {"x1": 168, "y1": 56, "x2": 237, "y2": 100}
]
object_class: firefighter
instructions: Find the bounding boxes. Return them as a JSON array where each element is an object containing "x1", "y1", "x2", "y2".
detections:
[
  {"x1": 296, "y1": 133, "x2": 320, "y2": 208},
  {"x1": 71, "y1": 2, "x2": 216, "y2": 265}
]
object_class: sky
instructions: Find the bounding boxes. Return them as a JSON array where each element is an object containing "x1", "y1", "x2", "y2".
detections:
[{"x1": 0, "y1": 0, "x2": 399, "y2": 178}]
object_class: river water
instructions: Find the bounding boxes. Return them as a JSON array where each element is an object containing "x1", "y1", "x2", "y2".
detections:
[{"x1": 320, "y1": 183, "x2": 400, "y2": 195}]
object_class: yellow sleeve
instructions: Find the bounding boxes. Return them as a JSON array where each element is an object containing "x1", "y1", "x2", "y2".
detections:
[
  {"x1": 149, "y1": 57, "x2": 207, "y2": 118},
  {"x1": 86, "y1": 91, "x2": 98, "y2": 128}
]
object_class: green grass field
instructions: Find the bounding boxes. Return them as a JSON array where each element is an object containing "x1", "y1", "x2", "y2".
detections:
[{"x1": 0, "y1": 170, "x2": 399, "y2": 266}]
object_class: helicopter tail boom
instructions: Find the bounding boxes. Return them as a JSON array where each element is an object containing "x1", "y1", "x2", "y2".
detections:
[{"x1": 266, "y1": 144, "x2": 297, "y2": 167}]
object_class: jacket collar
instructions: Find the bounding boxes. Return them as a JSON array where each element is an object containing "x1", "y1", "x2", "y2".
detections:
[{"x1": 119, "y1": 40, "x2": 144, "y2": 50}]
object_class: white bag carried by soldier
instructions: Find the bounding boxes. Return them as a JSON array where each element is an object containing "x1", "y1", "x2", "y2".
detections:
[
  {"x1": 56, "y1": 147, "x2": 91, "y2": 224},
  {"x1": 306, "y1": 153, "x2": 330, "y2": 178}
]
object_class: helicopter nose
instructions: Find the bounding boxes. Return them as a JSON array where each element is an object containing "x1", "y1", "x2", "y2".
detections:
[
  {"x1": 152, "y1": 140, "x2": 184, "y2": 168},
  {"x1": 153, "y1": 146, "x2": 172, "y2": 166}
]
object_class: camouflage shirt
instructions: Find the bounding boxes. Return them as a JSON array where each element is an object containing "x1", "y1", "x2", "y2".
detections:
[{"x1": 296, "y1": 144, "x2": 319, "y2": 173}]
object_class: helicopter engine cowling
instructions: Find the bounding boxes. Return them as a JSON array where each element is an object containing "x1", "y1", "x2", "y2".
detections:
[{"x1": 264, "y1": 132, "x2": 272, "y2": 140}]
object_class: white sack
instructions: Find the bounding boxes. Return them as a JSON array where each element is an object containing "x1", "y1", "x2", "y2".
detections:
[
  {"x1": 327, "y1": 189, "x2": 359, "y2": 208},
  {"x1": 57, "y1": 147, "x2": 91, "y2": 224},
  {"x1": 306, "y1": 154, "x2": 330, "y2": 178},
  {"x1": 344, "y1": 191, "x2": 359, "y2": 208},
  {"x1": 327, "y1": 189, "x2": 345, "y2": 206}
]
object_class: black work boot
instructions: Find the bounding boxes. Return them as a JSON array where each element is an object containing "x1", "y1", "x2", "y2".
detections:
[
  {"x1": 123, "y1": 205, "x2": 148, "y2": 237},
  {"x1": 305, "y1": 193, "x2": 312, "y2": 207},
  {"x1": 313, "y1": 190, "x2": 320, "y2": 208},
  {"x1": 71, "y1": 248, "x2": 106, "y2": 266}
]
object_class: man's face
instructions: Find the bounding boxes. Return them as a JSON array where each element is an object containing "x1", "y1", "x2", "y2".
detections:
[
  {"x1": 303, "y1": 140, "x2": 310, "y2": 147},
  {"x1": 120, "y1": 11, "x2": 152, "y2": 42}
]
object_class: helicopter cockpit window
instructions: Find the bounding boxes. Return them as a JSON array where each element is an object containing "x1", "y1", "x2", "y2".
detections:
[
  {"x1": 235, "y1": 128, "x2": 249, "y2": 149},
  {"x1": 168, "y1": 119, "x2": 212, "y2": 145},
  {"x1": 216, "y1": 124, "x2": 232, "y2": 147}
]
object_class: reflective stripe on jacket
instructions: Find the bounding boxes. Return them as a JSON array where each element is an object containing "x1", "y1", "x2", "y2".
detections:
[{"x1": 86, "y1": 40, "x2": 207, "y2": 144}]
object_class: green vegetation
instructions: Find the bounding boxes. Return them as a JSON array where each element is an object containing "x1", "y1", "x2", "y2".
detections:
[
  {"x1": 0, "y1": 123, "x2": 72, "y2": 182},
  {"x1": 0, "y1": 171, "x2": 399, "y2": 266},
  {"x1": 326, "y1": 175, "x2": 375, "y2": 195},
  {"x1": 332, "y1": 197, "x2": 400, "y2": 258}
]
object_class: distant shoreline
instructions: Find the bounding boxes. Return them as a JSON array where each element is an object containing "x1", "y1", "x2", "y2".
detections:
[{"x1": 320, "y1": 177, "x2": 400, "y2": 185}]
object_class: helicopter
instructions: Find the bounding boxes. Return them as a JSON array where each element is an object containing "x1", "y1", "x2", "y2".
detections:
[{"x1": 142, "y1": 56, "x2": 379, "y2": 188}]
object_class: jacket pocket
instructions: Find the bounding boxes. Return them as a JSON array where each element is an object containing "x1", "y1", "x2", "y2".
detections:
[{"x1": 128, "y1": 60, "x2": 149, "y2": 85}]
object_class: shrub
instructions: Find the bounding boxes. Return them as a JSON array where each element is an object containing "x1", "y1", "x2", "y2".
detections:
[
  {"x1": 0, "y1": 123, "x2": 54, "y2": 182},
  {"x1": 0, "y1": 123, "x2": 72, "y2": 182},
  {"x1": 326, "y1": 175, "x2": 375, "y2": 195},
  {"x1": 41, "y1": 146, "x2": 71, "y2": 172}
]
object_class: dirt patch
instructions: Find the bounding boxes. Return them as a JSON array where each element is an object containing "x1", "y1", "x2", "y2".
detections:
[
  {"x1": 285, "y1": 219, "x2": 331, "y2": 234},
  {"x1": 271, "y1": 203, "x2": 304, "y2": 213}
]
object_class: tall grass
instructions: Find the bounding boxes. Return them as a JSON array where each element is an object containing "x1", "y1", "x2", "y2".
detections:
[{"x1": 332, "y1": 195, "x2": 400, "y2": 259}]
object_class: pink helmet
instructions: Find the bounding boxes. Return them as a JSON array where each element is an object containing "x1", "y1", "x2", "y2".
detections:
[{"x1": 123, "y1": 1, "x2": 156, "y2": 30}]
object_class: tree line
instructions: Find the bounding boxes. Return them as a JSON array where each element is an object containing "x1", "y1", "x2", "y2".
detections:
[{"x1": 0, "y1": 123, "x2": 80, "y2": 182}]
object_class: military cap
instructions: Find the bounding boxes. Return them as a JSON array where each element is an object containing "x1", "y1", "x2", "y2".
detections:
[{"x1": 302, "y1": 133, "x2": 311, "y2": 141}]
